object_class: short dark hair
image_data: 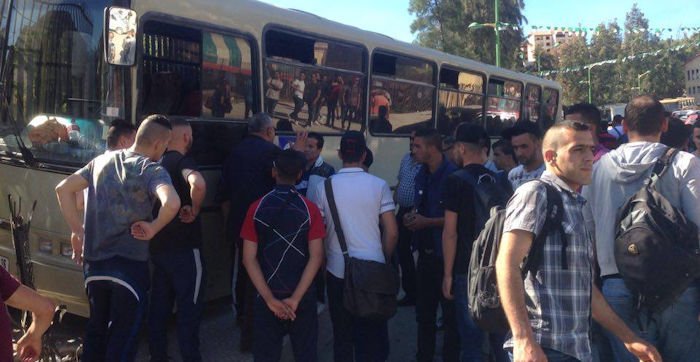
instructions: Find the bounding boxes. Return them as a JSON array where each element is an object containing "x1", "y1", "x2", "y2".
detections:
[
  {"x1": 274, "y1": 149, "x2": 306, "y2": 182},
  {"x1": 493, "y1": 139, "x2": 515, "y2": 160},
  {"x1": 308, "y1": 132, "x2": 324, "y2": 149},
  {"x1": 624, "y1": 95, "x2": 666, "y2": 136},
  {"x1": 613, "y1": 114, "x2": 624, "y2": 124},
  {"x1": 414, "y1": 127, "x2": 442, "y2": 152},
  {"x1": 502, "y1": 120, "x2": 542, "y2": 141},
  {"x1": 660, "y1": 117, "x2": 691, "y2": 149},
  {"x1": 106, "y1": 119, "x2": 136, "y2": 149},
  {"x1": 363, "y1": 147, "x2": 374, "y2": 169},
  {"x1": 339, "y1": 131, "x2": 366, "y2": 163},
  {"x1": 565, "y1": 103, "x2": 602, "y2": 131},
  {"x1": 543, "y1": 120, "x2": 591, "y2": 150}
]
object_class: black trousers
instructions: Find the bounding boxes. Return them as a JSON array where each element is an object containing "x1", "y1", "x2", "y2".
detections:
[
  {"x1": 396, "y1": 206, "x2": 416, "y2": 301},
  {"x1": 415, "y1": 252, "x2": 460, "y2": 362}
]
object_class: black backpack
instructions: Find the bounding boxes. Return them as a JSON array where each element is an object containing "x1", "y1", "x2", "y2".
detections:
[
  {"x1": 614, "y1": 147, "x2": 700, "y2": 312},
  {"x1": 451, "y1": 168, "x2": 513, "y2": 235},
  {"x1": 468, "y1": 180, "x2": 567, "y2": 333}
]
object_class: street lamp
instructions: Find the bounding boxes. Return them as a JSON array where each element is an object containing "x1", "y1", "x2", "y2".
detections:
[
  {"x1": 468, "y1": 0, "x2": 510, "y2": 68},
  {"x1": 637, "y1": 70, "x2": 651, "y2": 92},
  {"x1": 585, "y1": 64, "x2": 601, "y2": 104}
]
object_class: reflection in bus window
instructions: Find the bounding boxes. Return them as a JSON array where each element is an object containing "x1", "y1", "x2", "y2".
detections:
[
  {"x1": 542, "y1": 88, "x2": 559, "y2": 130},
  {"x1": 264, "y1": 30, "x2": 366, "y2": 133},
  {"x1": 370, "y1": 53, "x2": 435, "y2": 135},
  {"x1": 1, "y1": 0, "x2": 118, "y2": 165},
  {"x1": 141, "y1": 23, "x2": 255, "y2": 121},
  {"x1": 525, "y1": 85, "x2": 542, "y2": 123},
  {"x1": 486, "y1": 79, "x2": 523, "y2": 136},
  {"x1": 438, "y1": 68, "x2": 484, "y2": 136}
]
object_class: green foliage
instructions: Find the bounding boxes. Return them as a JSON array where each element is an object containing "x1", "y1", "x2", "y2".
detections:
[{"x1": 409, "y1": 0, "x2": 525, "y2": 69}]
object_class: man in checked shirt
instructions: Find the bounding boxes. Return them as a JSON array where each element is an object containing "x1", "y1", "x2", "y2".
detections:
[{"x1": 496, "y1": 120, "x2": 661, "y2": 362}]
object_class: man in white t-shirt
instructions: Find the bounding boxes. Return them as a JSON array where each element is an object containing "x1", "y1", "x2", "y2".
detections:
[
  {"x1": 265, "y1": 71, "x2": 284, "y2": 116},
  {"x1": 289, "y1": 72, "x2": 306, "y2": 121},
  {"x1": 308, "y1": 131, "x2": 398, "y2": 362},
  {"x1": 503, "y1": 121, "x2": 545, "y2": 189}
]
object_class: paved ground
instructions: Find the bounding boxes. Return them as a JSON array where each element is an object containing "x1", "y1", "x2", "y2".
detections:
[{"x1": 48, "y1": 300, "x2": 441, "y2": 361}]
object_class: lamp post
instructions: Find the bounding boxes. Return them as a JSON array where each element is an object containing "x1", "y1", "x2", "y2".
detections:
[
  {"x1": 468, "y1": 0, "x2": 509, "y2": 68},
  {"x1": 586, "y1": 63, "x2": 602, "y2": 104},
  {"x1": 637, "y1": 70, "x2": 651, "y2": 92}
]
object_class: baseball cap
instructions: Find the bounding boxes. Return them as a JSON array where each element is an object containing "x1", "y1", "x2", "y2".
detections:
[
  {"x1": 454, "y1": 123, "x2": 489, "y2": 146},
  {"x1": 340, "y1": 131, "x2": 367, "y2": 159}
]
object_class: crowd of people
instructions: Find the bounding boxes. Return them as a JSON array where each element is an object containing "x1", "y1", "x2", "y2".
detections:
[{"x1": 23, "y1": 93, "x2": 696, "y2": 362}]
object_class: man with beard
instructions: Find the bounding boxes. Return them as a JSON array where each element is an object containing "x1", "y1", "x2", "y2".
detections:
[
  {"x1": 503, "y1": 121, "x2": 545, "y2": 189},
  {"x1": 149, "y1": 119, "x2": 207, "y2": 362}
]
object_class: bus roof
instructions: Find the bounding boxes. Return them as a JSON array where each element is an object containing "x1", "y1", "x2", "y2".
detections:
[{"x1": 134, "y1": 0, "x2": 560, "y2": 90}]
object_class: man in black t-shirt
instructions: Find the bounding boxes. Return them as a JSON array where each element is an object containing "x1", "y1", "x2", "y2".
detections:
[
  {"x1": 149, "y1": 119, "x2": 207, "y2": 362},
  {"x1": 442, "y1": 123, "x2": 512, "y2": 361}
]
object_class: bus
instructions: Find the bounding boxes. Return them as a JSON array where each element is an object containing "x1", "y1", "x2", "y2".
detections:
[
  {"x1": 0, "y1": 0, "x2": 562, "y2": 317},
  {"x1": 660, "y1": 96, "x2": 696, "y2": 113}
]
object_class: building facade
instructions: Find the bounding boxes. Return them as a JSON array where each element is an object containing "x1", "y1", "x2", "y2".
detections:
[
  {"x1": 685, "y1": 54, "x2": 700, "y2": 105},
  {"x1": 523, "y1": 30, "x2": 579, "y2": 63}
]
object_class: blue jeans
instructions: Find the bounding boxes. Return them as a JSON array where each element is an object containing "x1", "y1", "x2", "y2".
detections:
[
  {"x1": 452, "y1": 273, "x2": 484, "y2": 362},
  {"x1": 149, "y1": 248, "x2": 206, "y2": 362},
  {"x1": 508, "y1": 348, "x2": 579, "y2": 362},
  {"x1": 602, "y1": 277, "x2": 700, "y2": 362},
  {"x1": 82, "y1": 257, "x2": 149, "y2": 362}
]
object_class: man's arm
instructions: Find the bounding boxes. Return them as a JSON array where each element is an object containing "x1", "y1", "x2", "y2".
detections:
[
  {"x1": 131, "y1": 184, "x2": 181, "y2": 240},
  {"x1": 495, "y1": 229, "x2": 547, "y2": 362},
  {"x1": 7, "y1": 285, "x2": 56, "y2": 361},
  {"x1": 441, "y1": 210, "x2": 458, "y2": 299},
  {"x1": 283, "y1": 238, "x2": 324, "y2": 312},
  {"x1": 180, "y1": 170, "x2": 206, "y2": 223},
  {"x1": 404, "y1": 213, "x2": 443, "y2": 231},
  {"x1": 379, "y1": 211, "x2": 398, "y2": 260},
  {"x1": 55, "y1": 174, "x2": 89, "y2": 264},
  {"x1": 591, "y1": 285, "x2": 661, "y2": 361},
  {"x1": 242, "y1": 239, "x2": 295, "y2": 320}
]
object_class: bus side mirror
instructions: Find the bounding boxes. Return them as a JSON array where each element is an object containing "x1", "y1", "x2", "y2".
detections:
[{"x1": 104, "y1": 7, "x2": 138, "y2": 66}]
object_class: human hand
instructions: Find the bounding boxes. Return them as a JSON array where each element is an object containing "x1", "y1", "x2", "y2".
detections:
[
  {"x1": 16, "y1": 331, "x2": 41, "y2": 362},
  {"x1": 512, "y1": 337, "x2": 547, "y2": 362},
  {"x1": 282, "y1": 297, "x2": 300, "y2": 319},
  {"x1": 442, "y1": 275, "x2": 454, "y2": 300},
  {"x1": 70, "y1": 229, "x2": 84, "y2": 265},
  {"x1": 292, "y1": 131, "x2": 308, "y2": 152},
  {"x1": 131, "y1": 221, "x2": 157, "y2": 240},
  {"x1": 624, "y1": 338, "x2": 662, "y2": 362},
  {"x1": 179, "y1": 205, "x2": 197, "y2": 223},
  {"x1": 267, "y1": 298, "x2": 296, "y2": 320},
  {"x1": 405, "y1": 213, "x2": 430, "y2": 231}
]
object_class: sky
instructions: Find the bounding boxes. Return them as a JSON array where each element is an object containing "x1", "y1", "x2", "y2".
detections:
[{"x1": 258, "y1": 0, "x2": 700, "y2": 44}]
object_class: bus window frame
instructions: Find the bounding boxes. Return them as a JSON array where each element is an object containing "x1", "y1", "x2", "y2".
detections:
[
  {"x1": 542, "y1": 86, "x2": 560, "y2": 126},
  {"x1": 486, "y1": 76, "x2": 525, "y2": 121},
  {"x1": 262, "y1": 24, "x2": 369, "y2": 137},
  {"x1": 524, "y1": 83, "x2": 543, "y2": 122},
  {"x1": 437, "y1": 64, "x2": 487, "y2": 132},
  {"x1": 136, "y1": 12, "x2": 261, "y2": 125},
  {"x1": 369, "y1": 48, "x2": 437, "y2": 138}
]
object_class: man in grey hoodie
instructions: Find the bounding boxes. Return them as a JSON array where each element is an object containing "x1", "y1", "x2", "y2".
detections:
[{"x1": 583, "y1": 95, "x2": 700, "y2": 362}]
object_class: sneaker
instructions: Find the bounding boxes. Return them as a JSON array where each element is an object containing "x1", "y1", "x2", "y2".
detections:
[{"x1": 316, "y1": 302, "x2": 326, "y2": 315}]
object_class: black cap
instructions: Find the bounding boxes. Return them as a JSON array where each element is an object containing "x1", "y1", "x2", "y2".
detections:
[
  {"x1": 454, "y1": 123, "x2": 489, "y2": 145},
  {"x1": 340, "y1": 131, "x2": 366, "y2": 159}
]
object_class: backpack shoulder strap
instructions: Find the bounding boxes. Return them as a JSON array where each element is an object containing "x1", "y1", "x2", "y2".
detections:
[
  {"x1": 648, "y1": 147, "x2": 679, "y2": 188},
  {"x1": 522, "y1": 180, "x2": 568, "y2": 275}
]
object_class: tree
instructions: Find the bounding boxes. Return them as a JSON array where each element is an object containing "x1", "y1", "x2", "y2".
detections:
[
  {"x1": 409, "y1": 0, "x2": 526, "y2": 69},
  {"x1": 589, "y1": 22, "x2": 622, "y2": 105},
  {"x1": 555, "y1": 36, "x2": 590, "y2": 105}
]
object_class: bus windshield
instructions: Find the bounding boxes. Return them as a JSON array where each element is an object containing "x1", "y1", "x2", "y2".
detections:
[{"x1": 0, "y1": 0, "x2": 127, "y2": 166}]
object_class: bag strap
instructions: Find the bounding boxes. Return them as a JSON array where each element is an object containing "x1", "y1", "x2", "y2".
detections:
[
  {"x1": 324, "y1": 178, "x2": 350, "y2": 262},
  {"x1": 522, "y1": 180, "x2": 568, "y2": 276},
  {"x1": 647, "y1": 147, "x2": 679, "y2": 189}
]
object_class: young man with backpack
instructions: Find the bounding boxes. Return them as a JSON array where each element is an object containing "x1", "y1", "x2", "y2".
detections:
[
  {"x1": 241, "y1": 149, "x2": 325, "y2": 362},
  {"x1": 496, "y1": 120, "x2": 660, "y2": 362},
  {"x1": 442, "y1": 123, "x2": 512, "y2": 361},
  {"x1": 583, "y1": 95, "x2": 700, "y2": 361}
]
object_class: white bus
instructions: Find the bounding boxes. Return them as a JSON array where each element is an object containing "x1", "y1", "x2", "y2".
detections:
[{"x1": 0, "y1": 0, "x2": 562, "y2": 316}]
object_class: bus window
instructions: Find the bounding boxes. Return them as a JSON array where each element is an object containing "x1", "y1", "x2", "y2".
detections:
[
  {"x1": 264, "y1": 30, "x2": 366, "y2": 133},
  {"x1": 437, "y1": 68, "x2": 485, "y2": 136},
  {"x1": 1, "y1": 0, "x2": 118, "y2": 165},
  {"x1": 370, "y1": 52, "x2": 435, "y2": 135},
  {"x1": 141, "y1": 23, "x2": 256, "y2": 121},
  {"x1": 542, "y1": 88, "x2": 559, "y2": 130},
  {"x1": 525, "y1": 84, "x2": 542, "y2": 123},
  {"x1": 486, "y1": 78, "x2": 522, "y2": 136}
]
